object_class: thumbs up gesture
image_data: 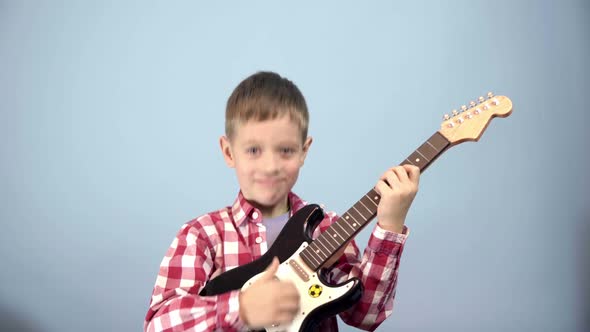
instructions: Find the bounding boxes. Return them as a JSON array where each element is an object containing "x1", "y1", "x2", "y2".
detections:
[{"x1": 238, "y1": 257, "x2": 301, "y2": 329}]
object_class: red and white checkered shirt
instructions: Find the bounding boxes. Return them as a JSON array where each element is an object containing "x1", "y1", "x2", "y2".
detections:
[{"x1": 144, "y1": 191, "x2": 408, "y2": 332}]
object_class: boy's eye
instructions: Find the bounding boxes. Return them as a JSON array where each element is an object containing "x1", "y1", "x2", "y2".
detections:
[
  {"x1": 280, "y1": 147, "x2": 296, "y2": 155},
  {"x1": 246, "y1": 147, "x2": 260, "y2": 155}
]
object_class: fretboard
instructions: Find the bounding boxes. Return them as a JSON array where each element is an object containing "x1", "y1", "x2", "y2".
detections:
[{"x1": 299, "y1": 131, "x2": 451, "y2": 271}]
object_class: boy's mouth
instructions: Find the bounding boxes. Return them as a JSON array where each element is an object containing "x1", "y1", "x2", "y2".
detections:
[{"x1": 255, "y1": 178, "x2": 282, "y2": 186}]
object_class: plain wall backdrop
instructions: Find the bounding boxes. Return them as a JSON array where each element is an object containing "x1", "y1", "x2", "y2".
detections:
[{"x1": 1, "y1": 1, "x2": 588, "y2": 331}]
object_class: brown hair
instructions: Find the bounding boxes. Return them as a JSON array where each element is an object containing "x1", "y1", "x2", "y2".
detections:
[{"x1": 225, "y1": 71, "x2": 309, "y2": 142}]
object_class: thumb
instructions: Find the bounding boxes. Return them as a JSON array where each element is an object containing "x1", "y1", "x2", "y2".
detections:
[{"x1": 261, "y1": 257, "x2": 280, "y2": 280}]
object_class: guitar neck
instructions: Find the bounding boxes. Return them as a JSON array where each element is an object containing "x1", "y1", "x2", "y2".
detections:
[{"x1": 299, "y1": 131, "x2": 451, "y2": 271}]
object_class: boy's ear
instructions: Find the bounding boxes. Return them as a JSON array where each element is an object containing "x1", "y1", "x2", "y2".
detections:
[
  {"x1": 219, "y1": 136, "x2": 236, "y2": 168},
  {"x1": 301, "y1": 136, "x2": 313, "y2": 164}
]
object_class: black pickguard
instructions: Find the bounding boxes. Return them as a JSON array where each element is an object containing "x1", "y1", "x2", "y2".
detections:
[{"x1": 198, "y1": 204, "x2": 364, "y2": 331}]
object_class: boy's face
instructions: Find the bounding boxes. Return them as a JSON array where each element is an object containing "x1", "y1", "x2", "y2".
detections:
[{"x1": 220, "y1": 115, "x2": 312, "y2": 218}]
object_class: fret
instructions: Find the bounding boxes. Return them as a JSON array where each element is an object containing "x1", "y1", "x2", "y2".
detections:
[
  {"x1": 300, "y1": 249, "x2": 320, "y2": 268},
  {"x1": 415, "y1": 148, "x2": 427, "y2": 160},
  {"x1": 307, "y1": 249, "x2": 323, "y2": 267},
  {"x1": 334, "y1": 221, "x2": 351, "y2": 237},
  {"x1": 326, "y1": 230, "x2": 343, "y2": 248},
  {"x1": 420, "y1": 142, "x2": 439, "y2": 160},
  {"x1": 317, "y1": 238, "x2": 331, "y2": 254},
  {"x1": 405, "y1": 151, "x2": 426, "y2": 169},
  {"x1": 358, "y1": 199, "x2": 372, "y2": 214},
  {"x1": 342, "y1": 213, "x2": 357, "y2": 225},
  {"x1": 342, "y1": 217, "x2": 357, "y2": 233},
  {"x1": 320, "y1": 233, "x2": 337, "y2": 250},
  {"x1": 420, "y1": 141, "x2": 439, "y2": 158},
  {"x1": 327, "y1": 227, "x2": 342, "y2": 250},
  {"x1": 347, "y1": 207, "x2": 365, "y2": 225},
  {"x1": 309, "y1": 242, "x2": 328, "y2": 260},
  {"x1": 431, "y1": 131, "x2": 450, "y2": 150},
  {"x1": 404, "y1": 157, "x2": 416, "y2": 166},
  {"x1": 363, "y1": 193, "x2": 379, "y2": 208},
  {"x1": 352, "y1": 205, "x2": 370, "y2": 222},
  {"x1": 425, "y1": 139, "x2": 439, "y2": 152},
  {"x1": 334, "y1": 227, "x2": 347, "y2": 244},
  {"x1": 344, "y1": 211, "x2": 360, "y2": 225},
  {"x1": 352, "y1": 203, "x2": 371, "y2": 223}
]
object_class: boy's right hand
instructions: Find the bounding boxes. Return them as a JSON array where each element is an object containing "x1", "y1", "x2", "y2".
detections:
[{"x1": 238, "y1": 257, "x2": 300, "y2": 329}]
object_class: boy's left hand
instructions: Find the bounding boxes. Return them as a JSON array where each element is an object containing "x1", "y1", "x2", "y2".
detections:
[{"x1": 374, "y1": 165, "x2": 421, "y2": 233}]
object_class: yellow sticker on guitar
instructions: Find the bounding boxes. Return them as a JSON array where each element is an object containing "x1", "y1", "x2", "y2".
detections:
[{"x1": 308, "y1": 284, "x2": 323, "y2": 298}]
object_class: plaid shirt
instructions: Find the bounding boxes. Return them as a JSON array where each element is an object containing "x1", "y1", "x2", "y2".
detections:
[{"x1": 144, "y1": 191, "x2": 408, "y2": 332}]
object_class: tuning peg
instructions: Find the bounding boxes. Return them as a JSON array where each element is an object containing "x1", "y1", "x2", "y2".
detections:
[
  {"x1": 443, "y1": 114, "x2": 450, "y2": 120},
  {"x1": 487, "y1": 92, "x2": 494, "y2": 98},
  {"x1": 478, "y1": 96, "x2": 485, "y2": 103},
  {"x1": 452, "y1": 109, "x2": 459, "y2": 116},
  {"x1": 461, "y1": 105, "x2": 468, "y2": 112},
  {"x1": 469, "y1": 101, "x2": 476, "y2": 108}
]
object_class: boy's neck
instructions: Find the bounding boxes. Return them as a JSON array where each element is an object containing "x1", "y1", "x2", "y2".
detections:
[{"x1": 252, "y1": 197, "x2": 290, "y2": 219}]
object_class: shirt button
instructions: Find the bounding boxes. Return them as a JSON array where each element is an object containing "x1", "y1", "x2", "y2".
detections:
[
  {"x1": 252, "y1": 211, "x2": 259, "y2": 220},
  {"x1": 255, "y1": 236, "x2": 263, "y2": 244}
]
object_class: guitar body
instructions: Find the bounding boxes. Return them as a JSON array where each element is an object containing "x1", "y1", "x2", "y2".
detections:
[{"x1": 199, "y1": 204, "x2": 363, "y2": 331}]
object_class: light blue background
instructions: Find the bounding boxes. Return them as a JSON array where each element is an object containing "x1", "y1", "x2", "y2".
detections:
[{"x1": 1, "y1": 1, "x2": 588, "y2": 331}]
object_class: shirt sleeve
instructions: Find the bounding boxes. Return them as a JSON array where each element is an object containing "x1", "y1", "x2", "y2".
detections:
[
  {"x1": 144, "y1": 223, "x2": 247, "y2": 332},
  {"x1": 318, "y1": 211, "x2": 409, "y2": 331}
]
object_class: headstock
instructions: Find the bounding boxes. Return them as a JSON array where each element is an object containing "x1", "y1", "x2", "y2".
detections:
[{"x1": 439, "y1": 93, "x2": 513, "y2": 145}]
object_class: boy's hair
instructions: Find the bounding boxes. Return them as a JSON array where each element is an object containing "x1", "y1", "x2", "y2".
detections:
[{"x1": 225, "y1": 71, "x2": 309, "y2": 142}]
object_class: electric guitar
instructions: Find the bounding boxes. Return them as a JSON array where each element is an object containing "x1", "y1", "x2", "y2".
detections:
[{"x1": 199, "y1": 93, "x2": 513, "y2": 331}]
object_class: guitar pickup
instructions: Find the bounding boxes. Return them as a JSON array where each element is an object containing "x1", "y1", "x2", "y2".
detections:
[{"x1": 289, "y1": 259, "x2": 310, "y2": 282}]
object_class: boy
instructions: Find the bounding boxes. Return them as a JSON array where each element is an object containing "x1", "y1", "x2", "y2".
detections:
[{"x1": 144, "y1": 71, "x2": 420, "y2": 331}]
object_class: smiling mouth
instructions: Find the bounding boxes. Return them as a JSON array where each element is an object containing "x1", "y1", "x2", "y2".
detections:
[{"x1": 256, "y1": 179, "x2": 282, "y2": 186}]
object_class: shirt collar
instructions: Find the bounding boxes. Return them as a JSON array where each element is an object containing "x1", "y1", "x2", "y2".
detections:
[{"x1": 231, "y1": 191, "x2": 307, "y2": 227}]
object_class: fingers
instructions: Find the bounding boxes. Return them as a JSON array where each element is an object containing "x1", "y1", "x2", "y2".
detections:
[
  {"x1": 403, "y1": 164, "x2": 421, "y2": 184},
  {"x1": 387, "y1": 166, "x2": 409, "y2": 189},
  {"x1": 280, "y1": 282, "x2": 300, "y2": 302},
  {"x1": 277, "y1": 293, "x2": 300, "y2": 312},
  {"x1": 260, "y1": 258, "x2": 300, "y2": 304},
  {"x1": 241, "y1": 272, "x2": 300, "y2": 328},
  {"x1": 272, "y1": 282, "x2": 300, "y2": 324},
  {"x1": 261, "y1": 257, "x2": 280, "y2": 281},
  {"x1": 391, "y1": 166, "x2": 409, "y2": 185},
  {"x1": 275, "y1": 311, "x2": 299, "y2": 325},
  {"x1": 379, "y1": 165, "x2": 419, "y2": 188},
  {"x1": 374, "y1": 179, "x2": 390, "y2": 196}
]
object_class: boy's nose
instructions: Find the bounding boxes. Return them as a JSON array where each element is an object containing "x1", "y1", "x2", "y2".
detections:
[{"x1": 261, "y1": 152, "x2": 281, "y2": 174}]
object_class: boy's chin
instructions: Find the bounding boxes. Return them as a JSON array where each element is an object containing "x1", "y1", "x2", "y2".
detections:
[
  {"x1": 248, "y1": 192, "x2": 289, "y2": 211},
  {"x1": 251, "y1": 196, "x2": 283, "y2": 208}
]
